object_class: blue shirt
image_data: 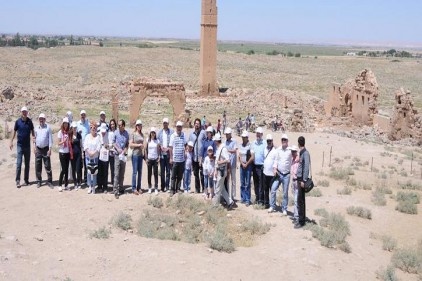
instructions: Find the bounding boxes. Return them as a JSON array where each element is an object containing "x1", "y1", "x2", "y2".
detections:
[
  {"x1": 201, "y1": 138, "x2": 216, "y2": 160},
  {"x1": 188, "y1": 129, "x2": 206, "y2": 162},
  {"x1": 251, "y1": 139, "x2": 265, "y2": 165},
  {"x1": 77, "y1": 119, "x2": 90, "y2": 145},
  {"x1": 113, "y1": 129, "x2": 129, "y2": 152},
  {"x1": 14, "y1": 117, "x2": 34, "y2": 148},
  {"x1": 34, "y1": 123, "x2": 53, "y2": 149}
]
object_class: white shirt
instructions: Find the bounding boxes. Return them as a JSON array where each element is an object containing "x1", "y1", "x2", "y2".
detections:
[
  {"x1": 162, "y1": 130, "x2": 169, "y2": 149},
  {"x1": 273, "y1": 146, "x2": 292, "y2": 174},
  {"x1": 83, "y1": 134, "x2": 102, "y2": 158},
  {"x1": 57, "y1": 130, "x2": 70, "y2": 153},
  {"x1": 203, "y1": 155, "x2": 216, "y2": 176},
  {"x1": 263, "y1": 146, "x2": 277, "y2": 176},
  {"x1": 147, "y1": 139, "x2": 160, "y2": 160},
  {"x1": 215, "y1": 144, "x2": 230, "y2": 168}
]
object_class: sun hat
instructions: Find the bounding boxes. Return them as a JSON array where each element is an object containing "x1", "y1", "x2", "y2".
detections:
[
  {"x1": 80, "y1": 110, "x2": 86, "y2": 115},
  {"x1": 289, "y1": 145, "x2": 298, "y2": 151},
  {"x1": 99, "y1": 111, "x2": 106, "y2": 115},
  {"x1": 135, "y1": 119, "x2": 142, "y2": 125},
  {"x1": 281, "y1": 134, "x2": 289, "y2": 140},
  {"x1": 150, "y1": 127, "x2": 156, "y2": 133},
  {"x1": 206, "y1": 126, "x2": 214, "y2": 133},
  {"x1": 38, "y1": 113, "x2": 46, "y2": 119},
  {"x1": 266, "y1": 134, "x2": 273, "y2": 141},
  {"x1": 71, "y1": 121, "x2": 78, "y2": 128},
  {"x1": 224, "y1": 127, "x2": 232, "y2": 134},
  {"x1": 176, "y1": 121, "x2": 183, "y2": 127},
  {"x1": 212, "y1": 133, "x2": 222, "y2": 141},
  {"x1": 256, "y1": 127, "x2": 263, "y2": 134},
  {"x1": 162, "y1": 117, "x2": 169, "y2": 123},
  {"x1": 21, "y1": 106, "x2": 28, "y2": 112},
  {"x1": 207, "y1": 146, "x2": 214, "y2": 151},
  {"x1": 187, "y1": 141, "x2": 194, "y2": 147},
  {"x1": 62, "y1": 117, "x2": 69, "y2": 123},
  {"x1": 241, "y1": 131, "x2": 249, "y2": 138}
]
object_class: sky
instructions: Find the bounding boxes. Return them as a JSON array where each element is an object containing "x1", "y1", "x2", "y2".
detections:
[{"x1": 1, "y1": 0, "x2": 422, "y2": 46}]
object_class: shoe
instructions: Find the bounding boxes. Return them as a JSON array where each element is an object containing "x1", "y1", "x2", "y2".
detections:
[
  {"x1": 64, "y1": 186, "x2": 69, "y2": 191},
  {"x1": 58, "y1": 186, "x2": 63, "y2": 192},
  {"x1": 227, "y1": 201, "x2": 237, "y2": 211},
  {"x1": 294, "y1": 223, "x2": 304, "y2": 229},
  {"x1": 114, "y1": 192, "x2": 119, "y2": 199},
  {"x1": 289, "y1": 216, "x2": 296, "y2": 221},
  {"x1": 167, "y1": 189, "x2": 171, "y2": 193},
  {"x1": 87, "y1": 187, "x2": 92, "y2": 194},
  {"x1": 133, "y1": 190, "x2": 140, "y2": 195},
  {"x1": 48, "y1": 182, "x2": 54, "y2": 189},
  {"x1": 16, "y1": 180, "x2": 21, "y2": 188},
  {"x1": 91, "y1": 186, "x2": 95, "y2": 194},
  {"x1": 148, "y1": 188, "x2": 152, "y2": 194},
  {"x1": 155, "y1": 189, "x2": 159, "y2": 195},
  {"x1": 36, "y1": 182, "x2": 41, "y2": 188},
  {"x1": 282, "y1": 210, "x2": 288, "y2": 216},
  {"x1": 184, "y1": 190, "x2": 188, "y2": 193},
  {"x1": 245, "y1": 202, "x2": 251, "y2": 207},
  {"x1": 268, "y1": 207, "x2": 276, "y2": 213},
  {"x1": 169, "y1": 191, "x2": 174, "y2": 197},
  {"x1": 24, "y1": 181, "x2": 30, "y2": 186}
]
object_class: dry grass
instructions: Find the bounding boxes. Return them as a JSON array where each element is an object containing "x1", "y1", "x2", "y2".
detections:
[
  {"x1": 110, "y1": 212, "x2": 132, "y2": 231},
  {"x1": 89, "y1": 226, "x2": 111, "y2": 239},
  {"x1": 346, "y1": 206, "x2": 372, "y2": 220}
]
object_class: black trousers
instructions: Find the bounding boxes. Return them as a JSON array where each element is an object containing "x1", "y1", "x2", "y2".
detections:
[
  {"x1": 70, "y1": 152, "x2": 82, "y2": 185},
  {"x1": 263, "y1": 175, "x2": 273, "y2": 207},
  {"x1": 192, "y1": 160, "x2": 204, "y2": 193},
  {"x1": 35, "y1": 147, "x2": 52, "y2": 183},
  {"x1": 59, "y1": 152, "x2": 70, "y2": 187},
  {"x1": 147, "y1": 159, "x2": 159, "y2": 189},
  {"x1": 298, "y1": 183, "x2": 306, "y2": 225},
  {"x1": 108, "y1": 155, "x2": 115, "y2": 186},
  {"x1": 97, "y1": 159, "x2": 108, "y2": 190},
  {"x1": 170, "y1": 161, "x2": 185, "y2": 193},
  {"x1": 160, "y1": 155, "x2": 171, "y2": 191},
  {"x1": 82, "y1": 150, "x2": 87, "y2": 183},
  {"x1": 253, "y1": 164, "x2": 264, "y2": 204}
]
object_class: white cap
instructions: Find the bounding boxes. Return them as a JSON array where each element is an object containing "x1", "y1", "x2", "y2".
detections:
[
  {"x1": 241, "y1": 131, "x2": 249, "y2": 138},
  {"x1": 207, "y1": 146, "x2": 214, "y2": 151},
  {"x1": 256, "y1": 127, "x2": 264, "y2": 134},
  {"x1": 21, "y1": 106, "x2": 28, "y2": 112},
  {"x1": 99, "y1": 111, "x2": 106, "y2": 115},
  {"x1": 162, "y1": 117, "x2": 169, "y2": 123},
  {"x1": 80, "y1": 110, "x2": 86, "y2": 115},
  {"x1": 289, "y1": 145, "x2": 298, "y2": 151},
  {"x1": 224, "y1": 127, "x2": 232, "y2": 134},
  {"x1": 38, "y1": 113, "x2": 46, "y2": 119},
  {"x1": 100, "y1": 127, "x2": 107, "y2": 133},
  {"x1": 206, "y1": 126, "x2": 214, "y2": 133},
  {"x1": 71, "y1": 121, "x2": 78, "y2": 128},
  {"x1": 100, "y1": 123, "x2": 107, "y2": 129},
  {"x1": 212, "y1": 133, "x2": 222, "y2": 141},
  {"x1": 66, "y1": 111, "x2": 72, "y2": 115},
  {"x1": 281, "y1": 134, "x2": 289, "y2": 140},
  {"x1": 187, "y1": 141, "x2": 194, "y2": 147},
  {"x1": 150, "y1": 127, "x2": 156, "y2": 133},
  {"x1": 62, "y1": 117, "x2": 69, "y2": 123},
  {"x1": 266, "y1": 134, "x2": 273, "y2": 141},
  {"x1": 135, "y1": 119, "x2": 142, "y2": 125},
  {"x1": 176, "y1": 121, "x2": 183, "y2": 127}
]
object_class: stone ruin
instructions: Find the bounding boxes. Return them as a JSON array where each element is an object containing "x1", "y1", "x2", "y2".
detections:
[
  {"x1": 325, "y1": 69, "x2": 379, "y2": 125},
  {"x1": 388, "y1": 88, "x2": 421, "y2": 141},
  {"x1": 127, "y1": 77, "x2": 187, "y2": 127}
]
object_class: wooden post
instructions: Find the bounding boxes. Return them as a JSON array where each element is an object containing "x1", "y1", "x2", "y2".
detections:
[
  {"x1": 410, "y1": 153, "x2": 413, "y2": 176},
  {"x1": 329, "y1": 146, "x2": 332, "y2": 167},
  {"x1": 322, "y1": 151, "x2": 325, "y2": 168},
  {"x1": 371, "y1": 157, "x2": 373, "y2": 172}
]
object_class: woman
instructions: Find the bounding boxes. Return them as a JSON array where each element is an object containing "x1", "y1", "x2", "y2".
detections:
[
  {"x1": 97, "y1": 124, "x2": 110, "y2": 193},
  {"x1": 84, "y1": 121, "x2": 102, "y2": 194},
  {"x1": 58, "y1": 117, "x2": 72, "y2": 192},
  {"x1": 129, "y1": 119, "x2": 144, "y2": 195},
  {"x1": 108, "y1": 119, "x2": 117, "y2": 189},
  {"x1": 70, "y1": 121, "x2": 82, "y2": 190},
  {"x1": 145, "y1": 127, "x2": 160, "y2": 194}
]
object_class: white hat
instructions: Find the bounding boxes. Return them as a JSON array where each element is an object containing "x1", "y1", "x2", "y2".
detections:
[
  {"x1": 206, "y1": 126, "x2": 214, "y2": 133},
  {"x1": 21, "y1": 106, "x2": 28, "y2": 112},
  {"x1": 289, "y1": 145, "x2": 298, "y2": 151},
  {"x1": 66, "y1": 110, "x2": 72, "y2": 115},
  {"x1": 99, "y1": 111, "x2": 106, "y2": 115},
  {"x1": 187, "y1": 141, "x2": 194, "y2": 147},
  {"x1": 38, "y1": 113, "x2": 46, "y2": 119},
  {"x1": 80, "y1": 110, "x2": 86, "y2": 115},
  {"x1": 162, "y1": 117, "x2": 169, "y2": 123},
  {"x1": 150, "y1": 127, "x2": 156, "y2": 133},
  {"x1": 62, "y1": 117, "x2": 69, "y2": 123},
  {"x1": 266, "y1": 134, "x2": 273, "y2": 141},
  {"x1": 241, "y1": 131, "x2": 249, "y2": 138},
  {"x1": 100, "y1": 123, "x2": 107, "y2": 129},
  {"x1": 224, "y1": 127, "x2": 232, "y2": 134},
  {"x1": 176, "y1": 121, "x2": 183, "y2": 127},
  {"x1": 207, "y1": 146, "x2": 214, "y2": 151},
  {"x1": 135, "y1": 119, "x2": 142, "y2": 125},
  {"x1": 256, "y1": 127, "x2": 264, "y2": 134},
  {"x1": 281, "y1": 134, "x2": 289, "y2": 140},
  {"x1": 71, "y1": 121, "x2": 78, "y2": 128},
  {"x1": 100, "y1": 127, "x2": 107, "y2": 133},
  {"x1": 212, "y1": 133, "x2": 222, "y2": 141}
]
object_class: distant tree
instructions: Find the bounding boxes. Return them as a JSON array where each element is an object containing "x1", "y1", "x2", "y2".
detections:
[
  {"x1": 49, "y1": 39, "x2": 58, "y2": 47},
  {"x1": 287, "y1": 51, "x2": 294, "y2": 57},
  {"x1": 294, "y1": 53, "x2": 301, "y2": 57},
  {"x1": 70, "y1": 35, "x2": 74, "y2": 45},
  {"x1": 99, "y1": 41, "x2": 104, "y2": 47},
  {"x1": 246, "y1": 49, "x2": 255, "y2": 55},
  {"x1": 29, "y1": 36, "x2": 39, "y2": 49},
  {"x1": 387, "y1": 49, "x2": 396, "y2": 55}
]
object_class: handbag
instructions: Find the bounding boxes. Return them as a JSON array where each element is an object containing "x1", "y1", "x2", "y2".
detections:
[
  {"x1": 99, "y1": 146, "x2": 109, "y2": 162},
  {"x1": 304, "y1": 154, "x2": 314, "y2": 193}
]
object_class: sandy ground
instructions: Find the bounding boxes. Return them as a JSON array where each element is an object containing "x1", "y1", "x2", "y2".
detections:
[{"x1": 1, "y1": 130, "x2": 421, "y2": 281}]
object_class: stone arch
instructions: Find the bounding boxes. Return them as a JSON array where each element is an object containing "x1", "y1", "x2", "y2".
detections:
[{"x1": 128, "y1": 78, "x2": 186, "y2": 127}]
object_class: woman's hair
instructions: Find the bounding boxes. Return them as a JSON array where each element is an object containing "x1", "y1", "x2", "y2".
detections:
[
  {"x1": 90, "y1": 121, "x2": 97, "y2": 134},
  {"x1": 149, "y1": 131, "x2": 157, "y2": 142},
  {"x1": 109, "y1": 118, "x2": 116, "y2": 131},
  {"x1": 60, "y1": 121, "x2": 69, "y2": 131}
]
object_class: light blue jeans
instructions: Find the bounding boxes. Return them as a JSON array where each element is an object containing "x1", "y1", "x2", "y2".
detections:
[
  {"x1": 270, "y1": 173, "x2": 291, "y2": 211},
  {"x1": 292, "y1": 180, "x2": 299, "y2": 220},
  {"x1": 86, "y1": 157, "x2": 98, "y2": 188},
  {"x1": 183, "y1": 168, "x2": 192, "y2": 191},
  {"x1": 132, "y1": 154, "x2": 143, "y2": 191},
  {"x1": 240, "y1": 166, "x2": 252, "y2": 204}
]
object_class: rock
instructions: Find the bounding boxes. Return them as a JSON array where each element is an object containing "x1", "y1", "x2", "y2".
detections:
[
  {"x1": 175, "y1": 210, "x2": 181, "y2": 215},
  {"x1": 34, "y1": 236, "x2": 44, "y2": 242},
  {"x1": 197, "y1": 211, "x2": 206, "y2": 216},
  {"x1": 226, "y1": 214, "x2": 232, "y2": 218},
  {"x1": 123, "y1": 237, "x2": 129, "y2": 242},
  {"x1": 207, "y1": 248, "x2": 213, "y2": 253},
  {"x1": 128, "y1": 229, "x2": 133, "y2": 233},
  {"x1": 160, "y1": 222, "x2": 167, "y2": 228},
  {"x1": 58, "y1": 258, "x2": 63, "y2": 261},
  {"x1": 1, "y1": 87, "x2": 14, "y2": 100}
]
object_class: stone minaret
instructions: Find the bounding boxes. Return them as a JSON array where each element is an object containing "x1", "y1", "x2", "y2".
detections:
[{"x1": 200, "y1": 0, "x2": 218, "y2": 96}]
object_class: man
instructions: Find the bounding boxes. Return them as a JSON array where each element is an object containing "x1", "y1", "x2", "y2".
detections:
[
  {"x1": 77, "y1": 110, "x2": 90, "y2": 183},
  {"x1": 10, "y1": 106, "x2": 35, "y2": 188},
  {"x1": 157, "y1": 117, "x2": 174, "y2": 192},
  {"x1": 224, "y1": 127, "x2": 237, "y2": 201},
  {"x1": 245, "y1": 113, "x2": 251, "y2": 131},
  {"x1": 34, "y1": 113, "x2": 53, "y2": 188},
  {"x1": 212, "y1": 133, "x2": 235, "y2": 209},
  {"x1": 169, "y1": 121, "x2": 186, "y2": 196},
  {"x1": 295, "y1": 136, "x2": 310, "y2": 229},
  {"x1": 238, "y1": 130, "x2": 253, "y2": 206},
  {"x1": 262, "y1": 134, "x2": 277, "y2": 209},
  {"x1": 270, "y1": 134, "x2": 292, "y2": 215},
  {"x1": 188, "y1": 118, "x2": 206, "y2": 193},
  {"x1": 222, "y1": 110, "x2": 227, "y2": 134},
  {"x1": 251, "y1": 127, "x2": 265, "y2": 205},
  {"x1": 113, "y1": 119, "x2": 129, "y2": 199},
  {"x1": 97, "y1": 111, "x2": 109, "y2": 132}
]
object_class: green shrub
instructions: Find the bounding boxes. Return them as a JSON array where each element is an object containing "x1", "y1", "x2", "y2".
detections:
[
  {"x1": 375, "y1": 265, "x2": 398, "y2": 281},
  {"x1": 391, "y1": 247, "x2": 421, "y2": 274},
  {"x1": 308, "y1": 188, "x2": 322, "y2": 197},
  {"x1": 314, "y1": 208, "x2": 329, "y2": 218},
  {"x1": 208, "y1": 226, "x2": 235, "y2": 253},
  {"x1": 396, "y1": 191, "x2": 420, "y2": 204},
  {"x1": 382, "y1": 235, "x2": 397, "y2": 252},
  {"x1": 90, "y1": 226, "x2": 111, "y2": 239},
  {"x1": 396, "y1": 201, "x2": 418, "y2": 214},
  {"x1": 317, "y1": 179, "x2": 330, "y2": 187},
  {"x1": 110, "y1": 212, "x2": 132, "y2": 230},
  {"x1": 337, "y1": 186, "x2": 352, "y2": 195},
  {"x1": 148, "y1": 196, "x2": 164, "y2": 208},
  {"x1": 398, "y1": 180, "x2": 422, "y2": 191},
  {"x1": 240, "y1": 217, "x2": 271, "y2": 235},
  {"x1": 371, "y1": 189, "x2": 387, "y2": 206},
  {"x1": 329, "y1": 167, "x2": 354, "y2": 180},
  {"x1": 346, "y1": 206, "x2": 372, "y2": 219}
]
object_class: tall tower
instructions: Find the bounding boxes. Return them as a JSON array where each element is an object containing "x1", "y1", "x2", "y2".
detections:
[{"x1": 200, "y1": 0, "x2": 218, "y2": 96}]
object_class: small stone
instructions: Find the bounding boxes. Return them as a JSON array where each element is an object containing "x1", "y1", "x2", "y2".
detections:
[
  {"x1": 123, "y1": 238, "x2": 129, "y2": 242},
  {"x1": 207, "y1": 248, "x2": 213, "y2": 253},
  {"x1": 128, "y1": 229, "x2": 133, "y2": 233},
  {"x1": 58, "y1": 258, "x2": 63, "y2": 261},
  {"x1": 34, "y1": 236, "x2": 43, "y2": 242},
  {"x1": 197, "y1": 211, "x2": 205, "y2": 216},
  {"x1": 226, "y1": 214, "x2": 232, "y2": 218},
  {"x1": 175, "y1": 210, "x2": 181, "y2": 215},
  {"x1": 160, "y1": 222, "x2": 167, "y2": 228}
]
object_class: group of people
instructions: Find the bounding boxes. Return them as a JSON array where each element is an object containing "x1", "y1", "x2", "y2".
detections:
[{"x1": 10, "y1": 106, "x2": 311, "y2": 228}]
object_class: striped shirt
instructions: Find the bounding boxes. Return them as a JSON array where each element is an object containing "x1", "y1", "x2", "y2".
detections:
[{"x1": 169, "y1": 131, "x2": 186, "y2": 163}]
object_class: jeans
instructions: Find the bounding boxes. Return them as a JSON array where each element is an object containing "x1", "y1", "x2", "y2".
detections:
[
  {"x1": 240, "y1": 166, "x2": 252, "y2": 204},
  {"x1": 113, "y1": 156, "x2": 126, "y2": 193},
  {"x1": 183, "y1": 168, "x2": 192, "y2": 191},
  {"x1": 131, "y1": 154, "x2": 143, "y2": 191},
  {"x1": 204, "y1": 174, "x2": 214, "y2": 190},
  {"x1": 160, "y1": 154, "x2": 171, "y2": 191},
  {"x1": 86, "y1": 157, "x2": 98, "y2": 188},
  {"x1": 292, "y1": 181, "x2": 299, "y2": 220},
  {"x1": 35, "y1": 146, "x2": 52, "y2": 183},
  {"x1": 170, "y1": 161, "x2": 185, "y2": 193},
  {"x1": 70, "y1": 152, "x2": 82, "y2": 185},
  {"x1": 253, "y1": 164, "x2": 264, "y2": 204},
  {"x1": 59, "y1": 152, "x2": 70, "y2": 187},
  {"x1": 270, "y1": 173, "x2": 291, "y2": 211},
  {"x1": 147, "y1": 159, "x2": 158, "y2": 189},
  {"x1": 15, "y1": 145, "x2": 31, "y2": 182}
]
